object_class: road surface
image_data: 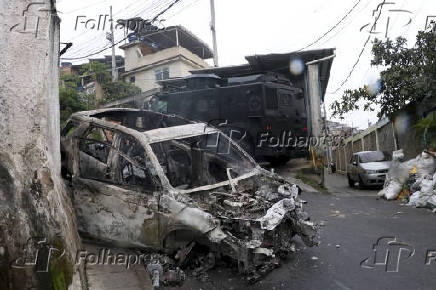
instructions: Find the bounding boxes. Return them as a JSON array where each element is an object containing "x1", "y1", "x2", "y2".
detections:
[
  {"x1": 173, "y1": 168, "x2": 436, "y2": 290},
  {"x1": 85, "y1": 164, "x2": 436, "y2": 290}
]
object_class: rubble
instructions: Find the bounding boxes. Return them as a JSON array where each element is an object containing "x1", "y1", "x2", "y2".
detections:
[
  {"x1": 60, "y1": 109, "x2": 319, "y2": 286},
  {"x1": 378, "y1": 150, "x2": 436, "y2": 209}
]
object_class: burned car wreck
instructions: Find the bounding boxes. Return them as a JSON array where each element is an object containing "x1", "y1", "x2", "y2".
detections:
[{"x1": 61, "y1": 108, "x2": 318, "y2": 284}]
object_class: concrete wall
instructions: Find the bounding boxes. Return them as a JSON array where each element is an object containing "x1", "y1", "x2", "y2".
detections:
[
  {"x1": 125, "y1": 59, "x2": 204, "y2": 92},
  {"x1": 123, "y1": 45, "x2": 210, "y2": 92},
  {"x1": 0, "y1": 0, "x2": 84, "y2": 288},
  {"x1": 394, "y1": 113, "x2": 421, "y2": 160},
  {"x1": 363, "y1": 131, "x2": 377, "y2": 151},
  {"x1": 124, "y1": 45, "x2": 209, "y2": 72},
  {"x1": 377, "y1": 123, "x2": 396, "y2": 153}
]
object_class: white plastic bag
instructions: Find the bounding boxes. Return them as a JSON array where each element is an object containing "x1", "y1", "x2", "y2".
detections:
[
  {"x1": 416, "y1": 152, "x2": 436, "y2": 179},
  {"x1": 378, "y1": 158, "x2": 417, "y2": 200}
]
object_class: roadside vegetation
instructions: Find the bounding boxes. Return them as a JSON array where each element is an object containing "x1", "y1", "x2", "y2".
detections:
[{"x1": 59, "y1": 61, "x2": 141, "y2": 126}]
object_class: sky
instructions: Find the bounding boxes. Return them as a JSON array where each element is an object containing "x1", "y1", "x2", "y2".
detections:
[{"x1": 57, "y1": 0, "x2": 436, "y2": 129}]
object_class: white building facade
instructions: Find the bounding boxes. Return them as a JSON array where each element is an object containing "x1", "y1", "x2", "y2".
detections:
[{"x1": 120, "y1": 25, "x2": 212, "y2": 92}]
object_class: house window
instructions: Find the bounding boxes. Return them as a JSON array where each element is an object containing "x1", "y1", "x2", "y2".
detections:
[
  {"x1": 130, "y1": 76, "x2": 135, "y2": 83},
  {"x1": 155, "y1": 67, "x2": 169, "y2": 81}
]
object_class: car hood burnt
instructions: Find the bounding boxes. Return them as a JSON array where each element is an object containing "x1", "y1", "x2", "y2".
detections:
[{"x1": 160, "y1": 170, "x2": 318, "y2": 272}]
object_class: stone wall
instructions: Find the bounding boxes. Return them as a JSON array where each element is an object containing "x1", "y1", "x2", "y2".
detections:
[{"x1": 0, "y1": 1, "x2": 84, "y2": 289}]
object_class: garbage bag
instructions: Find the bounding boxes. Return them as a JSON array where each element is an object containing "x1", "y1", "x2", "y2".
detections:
[
  {"x1": 408, "y1": 191, "x2": 429, "y2": 207},
  {"x1": 416, "y1": 152, "x2": 436, "y2": 179},
  {"x1": 392, "y1": 149, "x2": 405, "y2": 161},
  {"x1": 407, "y1": 176, "x2": 436, "y2": 207},
  {"x1": 378, "y1": 158, "x2": 417, "y2": 200}
]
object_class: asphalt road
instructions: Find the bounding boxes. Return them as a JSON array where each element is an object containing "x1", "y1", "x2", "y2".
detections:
[{"x1": 174, "y1": 168, "x2": 436, "y2": 290}]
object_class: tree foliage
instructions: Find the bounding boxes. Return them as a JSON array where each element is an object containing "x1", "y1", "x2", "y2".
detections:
[
  {"x1": 331, "y1": 29, "x2": 436, "y2": 119},
  {"x1": 60, "y1": 61, "x2": 141, "y2": 125},
  {"x1": 59, "y1": 72, "x2": 94, "y2": 126}
]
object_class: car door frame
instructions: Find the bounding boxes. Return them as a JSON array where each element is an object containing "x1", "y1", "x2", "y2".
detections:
[{"x1": 69, "y1": 123, "x2": 163, "y2": 247}]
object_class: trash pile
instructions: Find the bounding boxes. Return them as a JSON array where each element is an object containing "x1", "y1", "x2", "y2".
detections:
[{"x1": 378, "y1": 150, "x2": 436, "y2": 210}]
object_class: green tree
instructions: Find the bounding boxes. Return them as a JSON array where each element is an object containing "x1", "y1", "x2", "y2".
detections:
[
  {"x1": 331, "y1": 29, "x2": 436, "y2": 119},
  {"x1": 59, "y1": 72, "x2": 94, "y2": 126},
  {"x1": 80, "y1": 60, "x2": 141, "y2": 106},
  {"x1": 59, "y1": 61, "x2": 141, "y2": 125},
  {"x1": 102, "y1": 80, "x2": 141, "y2": 105}
]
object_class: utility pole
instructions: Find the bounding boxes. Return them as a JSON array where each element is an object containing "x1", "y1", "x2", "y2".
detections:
[
  {"x1": 306, "y1": 53, "x2": 336, "y2": 188},
  {"x1": 209, "y1": 0, "x2": 219, "y2": 67},
  {"x1": 323, "y1": 102, "x2": 331, "y2": 173},
  {"x1": 109, "y1": 5, "x2": 117, "y2": 82}
]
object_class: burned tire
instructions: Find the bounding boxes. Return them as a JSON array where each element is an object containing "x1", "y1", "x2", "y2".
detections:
[{"x1": 347, "y1": 174, "x2": 354, "y2": 188}]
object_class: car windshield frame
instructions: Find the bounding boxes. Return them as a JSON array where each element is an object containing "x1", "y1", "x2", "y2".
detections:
[{"x1": 146, "y1": 128, "x2": 258, "y2": 192}]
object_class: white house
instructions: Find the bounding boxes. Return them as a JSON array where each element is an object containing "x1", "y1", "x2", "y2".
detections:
[{"x1": 120, "y1": 25, "x2": 213, "y2": 92}]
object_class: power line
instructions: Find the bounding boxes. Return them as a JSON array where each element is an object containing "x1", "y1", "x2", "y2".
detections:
[
  {"x1": 62, "y1": 0, "x2": 178, "y2": 60},
  {"x1": 63, "y1": 0, "x2": 168, "y2": 56},
  {"x1": 297, "y1": 0, "x2": 363, "y2": 51},
  {"x1": 329, "y1": 0, "x2": 387, "y2": 94},
  {"x1": 316, "y1": 0, "x2": 373, "y2": 47},
  {"x1": 152, "y1": 0, "x2": 181, "y2": 21},
  {"x1": 60, "y1": 0, "x2": 110, "y2": 15},
  {"x1": 62, "y1": 0, "x2": 146, "y2": 52}
]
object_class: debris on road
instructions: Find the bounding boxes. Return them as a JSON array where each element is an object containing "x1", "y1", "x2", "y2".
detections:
[{"x1": 377, "y1": 150, "x2": 436, "y2": 210}]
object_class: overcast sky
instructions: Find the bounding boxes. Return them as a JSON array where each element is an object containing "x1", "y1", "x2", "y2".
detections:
[{"x1": 57, "y1": 0, "x2": 436, "y2": 129}]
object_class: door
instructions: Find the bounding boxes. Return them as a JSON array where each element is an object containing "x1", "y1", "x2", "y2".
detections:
[{"x1": 72, "y1": 125, "x2": 161, "y2": 247}]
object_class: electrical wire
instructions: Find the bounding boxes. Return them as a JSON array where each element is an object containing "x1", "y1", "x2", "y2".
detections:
[
  {"x1": 61, "y1": 0, "x2": 182, "y2": 60},
  {"x1": 63, "y1": 0, "x2": 168, "y2": 55},
  {"x1": 62, "y1": 0, "x2": 177, "y2": 60},
  {"x1": 316, "y1": 0, "x2": 373, "y2": 47},
  {"x1": 329, "y1": 0, "x2": 387, "y2": 94},
  {"x1": 62, "y1": 0, "x2": 145, "y2": 52},
  {"x1": 297, "y1": 0, "x2": 363, "y2": 51}
]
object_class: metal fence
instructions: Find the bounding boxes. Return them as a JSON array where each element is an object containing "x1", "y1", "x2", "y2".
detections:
[{"x1": 334, "y1": 118, "x2": 395, "y2": 174}]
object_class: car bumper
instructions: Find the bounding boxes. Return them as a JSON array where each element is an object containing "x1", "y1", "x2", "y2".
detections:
[{"x1": 361, "y1": 173, "x2": 386, "y2": 185}]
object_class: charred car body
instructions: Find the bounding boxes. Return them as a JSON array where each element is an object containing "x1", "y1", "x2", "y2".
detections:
[{"x1": 61, "y1": 109, "x2": 318, "y2": 282}]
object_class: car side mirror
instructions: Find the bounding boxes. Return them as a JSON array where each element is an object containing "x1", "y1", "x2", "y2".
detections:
[{"x1": 352, "y1": 161, "x2": 357, "y2": 166}]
